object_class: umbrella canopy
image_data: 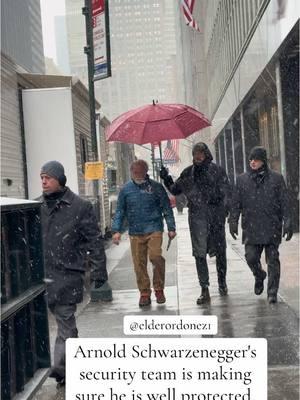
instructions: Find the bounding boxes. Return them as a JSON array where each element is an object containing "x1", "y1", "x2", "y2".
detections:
[{"x1": 105, "y1": 102, "x2": 211, "y2": 145}]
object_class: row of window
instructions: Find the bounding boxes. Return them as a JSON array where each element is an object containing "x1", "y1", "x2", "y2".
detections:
[{"x1": 206, "y1": 0, "x2": 270, "y2": 115}]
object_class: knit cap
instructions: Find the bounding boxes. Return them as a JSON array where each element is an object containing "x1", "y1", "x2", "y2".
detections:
[
  {"x1": 249, "y1": 146, "x2": 267, "y2": 163},
  {"x1": 40, "y1": 160, "x2": 67, "y2": 186}
]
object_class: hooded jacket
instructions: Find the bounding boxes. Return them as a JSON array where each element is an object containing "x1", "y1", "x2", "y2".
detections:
[
  {"x1": 161, "y1": 143, "x2": 230, "y2": 256},
  {"x1": 162, "y1": 144, "x2": 231, "y2": 219}
]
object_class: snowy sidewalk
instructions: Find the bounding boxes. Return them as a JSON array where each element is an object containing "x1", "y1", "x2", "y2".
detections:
[
  {"x1": 34, "y1": 211, "x2": 299, "y2": 400},
  {"x1": 175, "y1": 212, "x2": 299, "y2": 400}
]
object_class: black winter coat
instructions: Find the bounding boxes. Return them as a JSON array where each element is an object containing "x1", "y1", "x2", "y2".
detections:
[
  {"x1": 37, "y1": 187, "x2": 107, "y2": 305},
  {"x1": 229, "y1": 169, "x2": 290, "y2": 245},
  {"x1": 162, "y1": 148, "x2": 231, "y2": 255}
]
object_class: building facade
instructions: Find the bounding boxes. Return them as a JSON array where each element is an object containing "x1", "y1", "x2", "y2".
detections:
[
  {"x1": 1, "y1": 0, "x2": 45, "y2": 198},
  {"x1": 1, "y1": 0, "x2": 45, "y2": 74},
  {"x1": 65, "y1": 0, "x2": 190, "y2": 171},
  {"x1": 181, "y1": 0, "x2": 299, "y2": 229},
  {"x1": 54, "y1": 15, "x2": 71, "y2": 75},
  {"x1": 66, "y1": 0, "x2": 180, "y2": 119}
]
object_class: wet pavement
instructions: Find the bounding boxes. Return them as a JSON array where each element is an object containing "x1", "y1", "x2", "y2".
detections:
[{"x1": 33, "y1": 212, "x2": 299, "y2": 400}]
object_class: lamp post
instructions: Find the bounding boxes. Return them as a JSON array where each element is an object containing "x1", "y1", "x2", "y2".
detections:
[{"x1": 82, "y1": 0, "x2": 99, "y2": 197}]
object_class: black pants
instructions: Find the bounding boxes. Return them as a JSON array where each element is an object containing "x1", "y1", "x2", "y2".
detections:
[
  {"x1": 189, "y1": 214, "x2": 227, "y2": 288},
  {"x1": 245, "y1": 244, "x2": 280, "y2": 295},
  {"x1": 48, "y1": 303, "x2": 78, "y2": 378},
  {"x1": 195, "y1": 248, "x2": 227, "y2": 288}
]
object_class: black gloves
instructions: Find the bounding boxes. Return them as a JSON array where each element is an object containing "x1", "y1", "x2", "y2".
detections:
[
  {"x1": 283, "y1": 221, "x2": 293, "y2": 241},
  {"x1": 160, "y1": 166, "x2": 169, "y2": 180},
  {"x1": 229, "y1": 222, "x2": 238, "y2": 240}
]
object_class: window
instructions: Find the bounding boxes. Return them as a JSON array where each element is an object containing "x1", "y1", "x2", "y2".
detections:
[{"x1": 80, "y1": 135, "x2": 88, "y2": 173}]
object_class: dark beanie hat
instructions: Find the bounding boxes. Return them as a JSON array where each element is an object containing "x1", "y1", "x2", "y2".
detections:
[
  {"x1": 40, "y1": 160, "x2": 67, "y2": 186},
  {"x1": 249, "y1": 146, "x2": 267, "y2": 163}
]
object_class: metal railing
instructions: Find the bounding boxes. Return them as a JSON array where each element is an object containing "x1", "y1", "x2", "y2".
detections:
[{"x1": 1, "y1": 200, "x2": 50, "y2": 400}]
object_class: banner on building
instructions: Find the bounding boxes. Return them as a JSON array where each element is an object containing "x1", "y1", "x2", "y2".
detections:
[
  {"x1": 85, "y1": 161, "x2": 104, "y2": 180},
  {"x1": 92, "y1": 0, "x2": 111, "y2": 80}
]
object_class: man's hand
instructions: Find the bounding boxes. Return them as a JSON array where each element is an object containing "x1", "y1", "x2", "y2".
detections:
[
  {"x1": 160, "y1": 166, "x2": 169, "y2": 180},
  {"x1": 112, "y1": 232, "x2": 121, "y2": 245},
  {"x1": 229, "y1": 223, "x2": 238, "y2": 240},
  {"x1": 168, "y1": 231, "x2": 176, "y2": 240},
  {"x1": 283, "y1": 223, "x2": 293, "y2": 241}
]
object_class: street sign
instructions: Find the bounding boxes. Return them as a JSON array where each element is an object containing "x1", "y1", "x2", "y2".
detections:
[
  {"x1": 92, "y1": 0, "x2": 111, "y2": 81},
  {"x1": 85, "y1": 161, "x2": 104, "y2": 179}
]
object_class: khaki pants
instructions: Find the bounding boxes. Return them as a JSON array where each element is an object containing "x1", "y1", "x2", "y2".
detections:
[{"x1": 130, "y1": 231, "x2": 165, "y2": 295}]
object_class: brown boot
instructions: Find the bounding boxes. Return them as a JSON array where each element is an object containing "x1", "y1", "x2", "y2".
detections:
[
  {"x1": 155, "y1": 290, "x2": 166, "y2": 304},
  {"x1": 196, "y1": 287, "x2": 210, "y2": 305},
  {"x1": 139, "y1": 294, "x2": 151, "y2": 307}
]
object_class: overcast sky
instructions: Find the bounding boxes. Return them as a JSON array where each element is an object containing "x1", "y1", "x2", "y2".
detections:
[{"x1": 40, "y1": 0, "x2": 66, "y2": 61}]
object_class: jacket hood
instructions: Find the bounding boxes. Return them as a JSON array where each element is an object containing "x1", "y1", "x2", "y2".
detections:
[
  {"x1": 249, "y1": 146, "x2": 268, "y2": 164},
  {"x1": 192, "y1": 142, "x2": 213, "y2": 162}
]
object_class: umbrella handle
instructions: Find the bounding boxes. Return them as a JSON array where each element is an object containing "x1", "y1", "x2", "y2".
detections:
[{"x1": 159, "y1": 142, "x2": 163, "y2": 167}]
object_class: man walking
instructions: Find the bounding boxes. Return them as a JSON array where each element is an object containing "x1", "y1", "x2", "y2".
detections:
[
  {"x1": 160, "y1": 142, "x2": 231, "y2": 305},
  {"x1": 38, "y1": 160, "x2": 109, "y2": 385},
  {"x1": 112, "y1": 160, "x2": 176, "y2": 307},
  {"x1": 229, "y1": 146, "x2": 293, "y2": 303}
]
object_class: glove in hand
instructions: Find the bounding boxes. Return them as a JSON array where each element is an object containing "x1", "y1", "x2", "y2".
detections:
[{"x1": 160, "y1": 166, "x2": 169, "y2": 180}]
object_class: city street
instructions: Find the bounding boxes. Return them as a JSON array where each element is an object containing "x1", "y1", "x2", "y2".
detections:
[
  {"x1": 1, "y1": 2, "x2": 299, "y2": 400},
  {"x1": 34, "y1": 212, "x2": 299, "y2": 400}
]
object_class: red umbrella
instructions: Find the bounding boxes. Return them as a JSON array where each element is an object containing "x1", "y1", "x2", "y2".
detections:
[{"x1": 105, "y1": 102, "x2": 211, "y2": 145}]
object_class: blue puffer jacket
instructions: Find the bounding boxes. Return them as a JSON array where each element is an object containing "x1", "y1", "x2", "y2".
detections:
[{"x1": 112, "y1": 178, "x2": 176, "y2": 235}]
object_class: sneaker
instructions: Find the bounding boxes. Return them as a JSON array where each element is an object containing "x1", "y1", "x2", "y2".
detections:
[
  {"x1": 139, "y1": 294, "x2": 151, "y2": 307},
  {"x1": 155, "y1": 290, "x2": 166, "y2": 304},
  {"x1": 268, "y1": 294, "x2": 277, "y2": 304},
  {"x1": 196, "y1": 287, "x2": 211, "y2": 305},
  {"x1": 254, "y1": 270, "x2": 267, "y2": 295}
]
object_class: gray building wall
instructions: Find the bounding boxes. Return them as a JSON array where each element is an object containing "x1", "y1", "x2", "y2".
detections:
[
  {"x1": 94, "y1": 0, "x2": 179, "y2": 120},
  {"x1": 72, "y1": 84, "x2": 95, "y2": 196},
  {"x1": 183, "y1": 0, "x2": 299, "y2": 228},
  {"x1": 55, "y1": 16, "x2": 70, "y2": 75},
  {"x1": 1, "y1": 54, "x2": 27, "y2": 198},
  {"x1": 65, "y1": 0, "x2": 183, "y2": 170},
  {"x1": 1, "y1": 0, "x2": 45, "y2": 198},
  {"x1": 1, "y1": 0, "x2": 45, "y2": 74},
  {"x1": 65, "y1": 0, "x2": 87, "y2": 81},
  {"x1": 66, "y1": 0, "x2": 180, "y2": 120},
  {"x1": 176, "y1": 0, "x2": 212, "y2": 167}
]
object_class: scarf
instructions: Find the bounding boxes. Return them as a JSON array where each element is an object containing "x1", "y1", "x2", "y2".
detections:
[{"x1": 44, "y1": 187, "x2": 67, "y2": 210}]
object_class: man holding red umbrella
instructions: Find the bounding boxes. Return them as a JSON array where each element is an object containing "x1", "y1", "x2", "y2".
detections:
[
  {"x1": 160, "y1": 142, "x2": 231, "y2": 305},
  {"x1": 106, "y1": 102, "x2": 215, "y2": 305}
]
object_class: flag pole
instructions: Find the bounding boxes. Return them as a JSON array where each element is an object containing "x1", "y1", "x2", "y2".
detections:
[
  {"x1": 159, "y1": 142, "x2": 163, "y2": 167},
  {"x1": 151, "y1": 144, "x2": 155, "y2": 178}
]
